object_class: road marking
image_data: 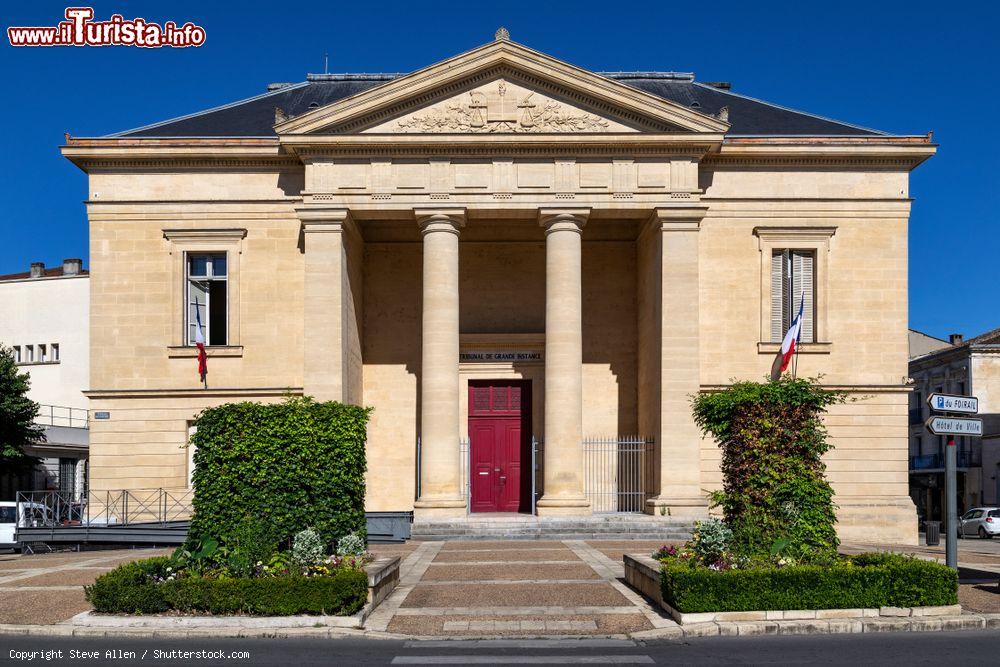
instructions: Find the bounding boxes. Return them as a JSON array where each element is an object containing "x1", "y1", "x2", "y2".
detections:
[{"x1": 392, "y1": 656, "x2": 653, "y2": 664}]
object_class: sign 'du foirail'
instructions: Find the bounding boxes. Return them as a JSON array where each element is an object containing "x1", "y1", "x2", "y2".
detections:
[{"x1": 926, "y1": 393, "x2": 979, "y2": 415}]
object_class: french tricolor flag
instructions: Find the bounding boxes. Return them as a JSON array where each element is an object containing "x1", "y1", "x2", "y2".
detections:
[
  {"x1": 770, "y1": 295, "x2": 804, "y2": 382},
  {"x1": 194, "y1": 301, "x2": 208, "y2": 386}
]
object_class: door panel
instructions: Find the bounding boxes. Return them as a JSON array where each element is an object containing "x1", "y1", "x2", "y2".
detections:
[
  {"x1": 469, "y1": 380, "x2": 531, "y2": 513},
  {"x1": 470, "y1": 421, "x2": 497, "y2": 513}
]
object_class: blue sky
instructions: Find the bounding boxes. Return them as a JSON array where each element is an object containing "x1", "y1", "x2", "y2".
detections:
[{"x1": 1, "y1": 1, "x2": 996, "y2": 340}]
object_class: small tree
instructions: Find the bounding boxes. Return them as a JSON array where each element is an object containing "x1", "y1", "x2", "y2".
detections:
[
  {"x1": 692, "y1": 377, "x2": 845, "y2": 563},
  {"x1": 0, "y1": 345, "x2": 43, "y2": 474}
]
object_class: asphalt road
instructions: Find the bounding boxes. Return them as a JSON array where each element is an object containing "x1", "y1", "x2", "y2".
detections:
[{"x1": 2, "y1": 632, "x2": 997, "y2": 665}]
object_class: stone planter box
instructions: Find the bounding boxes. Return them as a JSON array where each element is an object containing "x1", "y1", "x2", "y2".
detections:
[
  {"x1": 624, "y1": 553, "x2": 961, "y2": 625},
  {"x1": 365, "y1": 556, "x2": 400, "y2": 611}
]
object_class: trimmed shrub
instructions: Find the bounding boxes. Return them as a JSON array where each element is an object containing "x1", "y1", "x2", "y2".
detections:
[
  {"x1": 187, "y1": 397, "x2": 371, "y2": 549},
  {"x1": 691, "y1": 377, "x2": 845, "y2": 562},
  {"x1": 84, "y1": 557, "x2": 172, "y2": 614},
  {"x1": 660, "y1": 553, "x2": 958, "y2": 613},
  {"x1": 86, "y1": 558, "x2": 368, "y2": 616}
]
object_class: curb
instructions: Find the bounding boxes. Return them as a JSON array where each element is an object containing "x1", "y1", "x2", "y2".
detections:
[
  {"x1": 3, "y1": 613, "x2": 1000, "y2": 641},
  {"x1": 0, "y1": 624, "x2": 410, "y2": 640},
  {"x1": 630, "y1": 613, "x2": 1000, "y2": 639}
]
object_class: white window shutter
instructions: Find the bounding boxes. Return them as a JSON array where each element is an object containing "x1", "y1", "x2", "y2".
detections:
[
  {"x1": 770, "y1": 251, "x2": 784, "y2": 342},
  {"x1": 792, "y1": 251, "x2": 815, "y2": 343}
]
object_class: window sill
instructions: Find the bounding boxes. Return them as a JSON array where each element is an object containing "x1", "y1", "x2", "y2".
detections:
[
  {"x1": 16, "y1": 360, "x2": 60, "y2": 366},
  {"x1": 757, "y1": 342, "x2": 833, "y2": 355},
  {"x1": 167, "y1": 345, "x2": 244, "y2": 358}
]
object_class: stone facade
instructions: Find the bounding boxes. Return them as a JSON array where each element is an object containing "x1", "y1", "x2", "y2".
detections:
[{"x1": 62, "y1": 36, "x2": 935, "y2": 543}]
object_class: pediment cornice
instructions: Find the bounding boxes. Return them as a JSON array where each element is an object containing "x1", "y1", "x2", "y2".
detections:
[{"x1": 274, "y1": 40, "x2": 730, "y2": 136}]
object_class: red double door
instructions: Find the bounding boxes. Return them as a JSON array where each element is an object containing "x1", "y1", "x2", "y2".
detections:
[{"x1": 469, "y1": 380, "x2": 531, "y2": 513}]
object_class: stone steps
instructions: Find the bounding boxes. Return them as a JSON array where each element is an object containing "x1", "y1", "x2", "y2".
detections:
[{"x1": 410, "y1": 517, "x2": 694, "y2": 541}]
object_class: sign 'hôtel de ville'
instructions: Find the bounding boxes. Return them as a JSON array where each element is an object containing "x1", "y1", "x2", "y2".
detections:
[{"x1": 62, "y1": 30, "x2": 935, "y2": 543}]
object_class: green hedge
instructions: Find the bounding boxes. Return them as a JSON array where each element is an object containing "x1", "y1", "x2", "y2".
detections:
[
  {"x1": 661, "y1": 553, "x2": 958, "y2": 613},
  {"x1": 187, "y1": 397, "x2": 370, "y2": 548},
  {"x1": 86, "y1": 557, "x2": 368, "y2": 616}
]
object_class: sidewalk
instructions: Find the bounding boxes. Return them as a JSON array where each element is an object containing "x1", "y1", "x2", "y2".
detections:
[
  {"x1": 0, "y1": 548, "x2": 172, "y2": 625},
  {"x1": 367, "y1": 539, "x2": 674, "y2": 637},
  {"x1": 4, "y1": 539, "x2": 999, "y2": 638}
]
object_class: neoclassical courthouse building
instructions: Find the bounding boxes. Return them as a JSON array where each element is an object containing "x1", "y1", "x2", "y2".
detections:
[{"x1": 62, "y1": 33, "x2": 934, "y2": 543}]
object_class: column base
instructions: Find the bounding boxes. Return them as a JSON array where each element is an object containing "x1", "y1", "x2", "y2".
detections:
[
  {"x1": 645, "y1": 496, "x2": 709, "y2": 519},
  {"x1": 535, "y1": 495, "x2": 591, "y2": 517},
  {"x1": 413, "y1": 497, "x2": 467, "y2": 520}
]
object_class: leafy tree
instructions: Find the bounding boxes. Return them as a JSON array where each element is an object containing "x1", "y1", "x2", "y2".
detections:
[
  {"x1": 692, "y1": 376, "x2": 845, "y2": 563},
  {"x1": 0, "y1": 345, "x2": 44, "y2": 473}
]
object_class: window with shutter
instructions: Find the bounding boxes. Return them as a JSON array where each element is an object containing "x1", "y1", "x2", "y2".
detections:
[{"x1": 770, "y1": 249, "x2": 816, "y2": 343}]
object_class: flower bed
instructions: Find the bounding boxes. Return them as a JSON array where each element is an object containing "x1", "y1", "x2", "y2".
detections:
[
  {"x1": 85, "y1": 528, "x2": 376, "y2": 617},
  {"x1": 658, "y1": 551, "x2": 957, "y2": 614},
  {"x1": 86, "y1": 554, "x2": 370, "y2": 616}
]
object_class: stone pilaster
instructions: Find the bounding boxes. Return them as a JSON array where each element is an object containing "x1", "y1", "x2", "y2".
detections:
[
  {"x1": 413, "y1": 208, "x2": 467, "y2": 519},
  {"x1": 644, "y1": 206, "x2": 709, "y2": 517},
  {"x1": 536, "y1": 208, "x2": 591, "y2": 516},
  {"x1": 298, "y1": 207, "x2": 355, "y2": 403}
]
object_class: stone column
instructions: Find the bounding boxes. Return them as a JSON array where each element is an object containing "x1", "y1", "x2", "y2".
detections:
[
  {"x1": 298, "y1": 207, "x2": 352, "y2": 403},
  {"x1": 413, "y1": 209, "x2": 467, "y2": 519},
  {"x1": 536, "y1": 209, "x2": 591, "y2": 516},
  {"x1": 644, "y1": 206, "x2": 708, "y2": 517}
]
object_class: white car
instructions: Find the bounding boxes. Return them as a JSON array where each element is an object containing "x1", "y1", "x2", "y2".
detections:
[
  {"x1": 0, "y1": 501, "x2": 54, "y2": 552},
  {"x1": 958, "y1": 507, "x2": 1000, "y2": 539}
]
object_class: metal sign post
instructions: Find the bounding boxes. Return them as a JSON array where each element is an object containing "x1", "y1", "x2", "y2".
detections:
[
  {"x1": 925, "y1": 394, "x2": 981, "y2": 570},
  {"x1": 945, "y1": 435, "x2": 957, "y2": 570}
]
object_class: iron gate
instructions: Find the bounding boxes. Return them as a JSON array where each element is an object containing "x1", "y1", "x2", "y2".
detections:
[{"x1": 583, "y1": 436, "x2": 654, "y2": 513}]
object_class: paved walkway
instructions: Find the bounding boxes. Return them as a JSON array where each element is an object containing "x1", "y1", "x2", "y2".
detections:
[
  {"x1": 0, "y1": 548, "x2": 171, "y2": 625},
  {"x1": 368, "y1": 539, "x2": 674, "y2": 637}
]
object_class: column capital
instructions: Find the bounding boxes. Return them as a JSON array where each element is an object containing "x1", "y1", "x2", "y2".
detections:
[
  {"x1": 644, "y1": 205, "x2": 708, "y2": 234},
  {"x1": 415, "y1": 208, "x2": 466, "y2": 236},
  {"x1": 538, "y1": 208, "x2": 590, "y2": 234},
  {"x1": 296, "y1": 206, "x2": 354, "y2": 234}
]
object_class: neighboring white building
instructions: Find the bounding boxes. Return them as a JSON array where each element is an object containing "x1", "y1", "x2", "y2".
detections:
[
  {"x1": 0, "y1": 259, "x2": 90, "y2": 500},
  {"x1": 908, "y1": 328, "x2": 1000, "y2": 524}
]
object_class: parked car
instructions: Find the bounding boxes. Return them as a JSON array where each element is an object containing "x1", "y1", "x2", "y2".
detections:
[
  {"x1": 0, "y1": 501, "x2": 55, "y2": 552},
  {"x1": 958, "y1": 507, "x2": 1000, "y2": 539}
]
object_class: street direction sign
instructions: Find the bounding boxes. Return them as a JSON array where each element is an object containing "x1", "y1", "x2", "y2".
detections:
[
  {"x1": 927, "y1": 393, "x2": 979, "y2": 414},
  {"x1": 925, "y1": 416, "x2": 983, "y2": 436}
]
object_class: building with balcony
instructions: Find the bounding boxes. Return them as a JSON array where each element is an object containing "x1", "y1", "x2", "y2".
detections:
[
  {"x1": 908, "y1": 328, "x2": 1000, "y2": 524},
  {"x1": 0, "y1": 260, "x2": 90, "y2": 500}
]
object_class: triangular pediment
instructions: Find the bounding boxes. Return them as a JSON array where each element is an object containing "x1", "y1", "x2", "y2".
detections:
[
  {"x1": 363, "y1": 75, "x2": 640, "y2": 134},
  {"x1": 275, "y1": 40, "x2": 729, "y2": 136}
]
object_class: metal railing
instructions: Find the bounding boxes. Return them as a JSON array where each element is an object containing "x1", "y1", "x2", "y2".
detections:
[
  {"x1": 15, "y1": 488, "x2": 193, "y2": 528},
  {"x1": 34, "y1": 404, "x2": 89, "y2": 429},
  {"x1": 583, "y1": 436, "x2": 654, "y2": 513},
  {"x1": 416, "y1": 435, "x2": 654, "y2": 515},
  {"x1": 909, "y1": 450, "x2": 982, "y2": 471}
]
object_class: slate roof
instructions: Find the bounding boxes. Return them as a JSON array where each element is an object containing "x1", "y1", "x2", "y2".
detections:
[
  {"x1": 0, "y1": 266, "x2": 88, "y2": 282},
  {"x1": 112, "y1": 72, "x2": 887, "y2": 138}
]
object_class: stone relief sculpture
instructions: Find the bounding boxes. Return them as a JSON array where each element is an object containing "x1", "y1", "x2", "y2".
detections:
[{"x1": 396, "y1": 81, "x2": 612, "y2": 133}]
